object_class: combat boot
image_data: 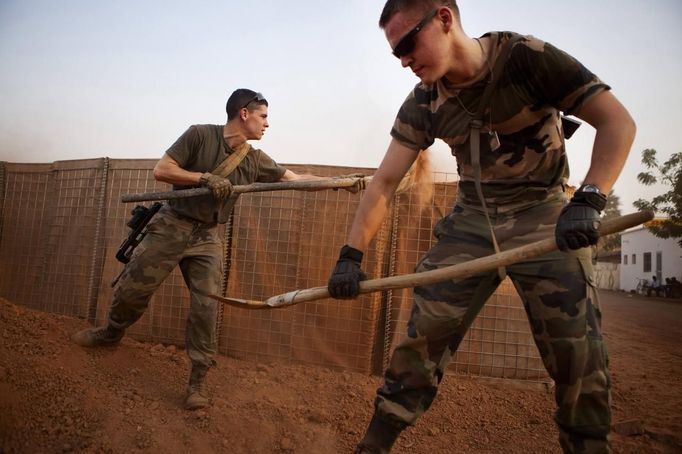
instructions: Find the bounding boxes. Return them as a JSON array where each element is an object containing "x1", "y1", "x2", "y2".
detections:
[
  {"x1": 71, "y1": 325, "x2": 124, "y2": 347},
  {"x1": 185, "y1": 364, "x2": 210, "y2": 410},
  {"x1": 355, "y1": 413, "x2": 406, "y2": 453}
]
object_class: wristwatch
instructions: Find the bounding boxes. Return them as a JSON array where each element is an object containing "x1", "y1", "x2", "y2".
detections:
[
  {"x1": 576, "y1": 184, "x2": 607, "y2": 211},
  {"x1": 579, "y1": 184, "x2": 604, "y2": 196}
]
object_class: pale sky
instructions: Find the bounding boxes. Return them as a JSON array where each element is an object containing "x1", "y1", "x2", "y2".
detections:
[{"x1": 1, "y1": 0, "x2": 680, "y2": 213}]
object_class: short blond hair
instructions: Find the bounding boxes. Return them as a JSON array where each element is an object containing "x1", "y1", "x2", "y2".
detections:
[{"x1": 378, "y1": 0, "x2": 459, "y2": 28}]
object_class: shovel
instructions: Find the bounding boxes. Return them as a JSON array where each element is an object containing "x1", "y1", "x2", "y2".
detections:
[{"x1": 209, "y1": 210, "x2": 653, "y2": 309}]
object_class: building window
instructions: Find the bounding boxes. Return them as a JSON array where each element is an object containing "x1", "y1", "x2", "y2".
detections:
[
  {"x1": 643, "y1": 252, "x2": 652, "y2": 272},
  {"x1": 632, "y1": 254, "x2": 636, "y2": 265},
  {"x1": 623, "y1": 255, "x2": 628, "y2": 265}
]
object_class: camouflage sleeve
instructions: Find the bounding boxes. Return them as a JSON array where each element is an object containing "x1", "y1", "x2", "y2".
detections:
[
  {"x1": 165, "y1": 125, "x2": 203, "y2": 168},
  {"x1": 511, "y1": 36, "x2": 610, "y2": 116},
  {"x1": 389, "y1": 86, "x2": 435, "y2": 151},
  {"x1": 253, "y1": 148, "x2": 287, "y2": 182}
]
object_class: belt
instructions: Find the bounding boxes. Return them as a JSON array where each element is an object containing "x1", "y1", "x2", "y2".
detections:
[{"x1": 161, "y1": 205, "x2": 217, "y2": 228}]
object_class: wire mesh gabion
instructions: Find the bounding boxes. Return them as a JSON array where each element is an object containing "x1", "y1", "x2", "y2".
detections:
[{"x1": 0, "y1": 159, "x2": 548, "y2": 382}]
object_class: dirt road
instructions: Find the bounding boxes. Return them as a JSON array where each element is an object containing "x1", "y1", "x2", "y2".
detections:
[{"x1": 0, "y1": 291, "x2": 680, "y2": 453}]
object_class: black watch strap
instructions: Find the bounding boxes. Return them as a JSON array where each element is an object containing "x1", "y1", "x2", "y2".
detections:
[
  {"x1": 578, "y1": 184, "x2": 604, "y2": 196},
  {"x1": 339, "y1": 245, "x2": 363, "y2": 263},
  {"x1": 573, "y1": 184, "x2": 607, "y2": 212}
]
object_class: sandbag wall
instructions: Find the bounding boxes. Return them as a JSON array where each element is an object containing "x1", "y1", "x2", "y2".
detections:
[{"x1": 0, "y1": 159, "x2": 548, "y2": 381}]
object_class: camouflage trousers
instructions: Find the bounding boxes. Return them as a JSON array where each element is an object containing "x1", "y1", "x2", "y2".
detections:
[
  {"x1": 375, "y1": 197, "x2": 611, "y2": 454},
  {"x1": 109, "y1": 205, "x2": 223, "y2": 369}
]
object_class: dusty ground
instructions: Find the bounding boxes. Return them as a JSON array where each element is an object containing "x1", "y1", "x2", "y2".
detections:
[{"x1": 0, "y1": 291, "x2": 680, "y2": 454}]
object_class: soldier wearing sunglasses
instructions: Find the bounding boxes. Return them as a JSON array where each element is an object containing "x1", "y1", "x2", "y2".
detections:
[
  {"x1": 327, "y1": 1, "x2": 635, "y2": 453},
  {"x1": 72, "y1": 88, "x2": 351, "y2": 411}
]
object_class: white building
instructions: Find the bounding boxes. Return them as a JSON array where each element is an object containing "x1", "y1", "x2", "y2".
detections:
[{"x1": 620, "y1": 223, "x2": 682, "y2": 292}]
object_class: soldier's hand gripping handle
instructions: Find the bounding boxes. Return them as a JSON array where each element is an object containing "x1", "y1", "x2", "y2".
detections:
[
  {"x1": 327, "y1": 245, "x2": 367, "y2": 299},
  {"x1": 555, "y1": 185, "x2": 607, "y2": 251},
  {"x1": 199, "y1": 173, "x2": 233, "y2": 200}
]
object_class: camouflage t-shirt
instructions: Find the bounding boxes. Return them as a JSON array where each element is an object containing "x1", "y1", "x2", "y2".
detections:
[
  {"x1": 165, "y1": 124, "x2": 286, "y2": 223},
  {"x1": 391, "y1": 31, "x2": 610, "y2": 208}
]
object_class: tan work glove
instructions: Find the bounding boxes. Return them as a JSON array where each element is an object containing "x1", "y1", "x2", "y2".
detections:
[
  {"x1": 199, "y1": 173, "x2": 233, "y2": 200},
  {"x1": 333, "y1": 173, "x2": 367, "y2": 194}
]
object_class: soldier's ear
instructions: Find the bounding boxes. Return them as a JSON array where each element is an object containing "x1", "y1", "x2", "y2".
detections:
[
  {"x1": 439, "y1": 7, "x2": 457, "y2": 32},
  {"x1": 439, "y1": 8, "x2": 451, "y2": 28}
]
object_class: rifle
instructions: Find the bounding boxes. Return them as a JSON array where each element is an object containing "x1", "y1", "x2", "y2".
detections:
[
  {"x1": 115, "y1": 202, "x2": 163, "y2": 264},
  {"x1": 111, "y1": 202, "x2": 162, "y2": 287}
]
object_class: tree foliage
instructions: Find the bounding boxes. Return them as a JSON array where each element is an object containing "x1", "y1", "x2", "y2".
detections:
[
  {"x1": 633, "y1": 149, "x2": 682, "y2": 247},
  {"x1": 599, "y1": 190, "x2": 621, "y2": 252}
]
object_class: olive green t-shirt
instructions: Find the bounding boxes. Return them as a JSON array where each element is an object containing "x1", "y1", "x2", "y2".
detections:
[{"x1": 165, "y1": 124, "x2": 286, "y2": 223}]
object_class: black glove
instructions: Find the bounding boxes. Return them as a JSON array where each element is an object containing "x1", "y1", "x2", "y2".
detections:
[
  {"x1": 199, "y1": 173, "x2": 233, "y2": 200},
  {"x1": 327, "y1": 245, "x2": 367, "y2": 298},
  {"x1": 555, "y1": 185, "x2": 607, "y2": 251}
]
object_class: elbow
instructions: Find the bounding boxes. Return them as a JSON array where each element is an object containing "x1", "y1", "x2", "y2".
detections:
[
  {"x1": 370, "y1": 173, "x2": 401, "y2": 199},
  {"x1": 618, "y1": 114, "x2": 637, "y2": 156},
  {"x1": 625, "y1": 114, "x2": 637, "y2": 143},
  {"x1": 598, "y1": 109, "x2": 636, "y2": 147},
  {"x1": 618, "y1": 99, "x2": 637, "y2": 142},
  {"x1": 152, "y1": 164, "x2": 164, "y2": 182},
  {"x1": 153, "y1": 163, "x2": 171, "y2": 182},
  {"x1": 279, "y1": 169, "x2": 298, "y2": 182},
  {"x1": 615, "y1": 107, "x2": 637, "y2": 143}
]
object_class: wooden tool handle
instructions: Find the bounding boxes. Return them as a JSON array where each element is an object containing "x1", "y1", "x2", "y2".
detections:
[
  {"x1": 121, "y1": 177, "x2": 369, "y2": 203},
  {"x1": 265, "y1": 210, "x2": 654, "y2": 307}
]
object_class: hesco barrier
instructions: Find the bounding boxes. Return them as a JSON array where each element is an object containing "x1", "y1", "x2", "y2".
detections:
[{"x1": 0, "y1": 159, "x2": 548, "y2": 382}]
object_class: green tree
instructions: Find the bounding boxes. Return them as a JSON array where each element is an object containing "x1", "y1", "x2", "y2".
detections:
[
  {"x1": 599, "y1": 190, "x2": 621, "y2": 252},
  {"x1": 633, "y1": 149, "x2": 682, "y2": 247}
]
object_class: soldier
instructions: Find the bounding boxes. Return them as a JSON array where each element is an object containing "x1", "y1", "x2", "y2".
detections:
[
  {"x1": 327, "y1": 1, "x2": 635, "y2": 453},
  {"x1": 73, "y1": 88, "x2": 359, "y2": 410}
]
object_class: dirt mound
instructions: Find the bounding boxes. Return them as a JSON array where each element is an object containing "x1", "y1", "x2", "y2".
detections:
[{"x1": 1, "y1": 294, "x2": 680, "y2": 453}]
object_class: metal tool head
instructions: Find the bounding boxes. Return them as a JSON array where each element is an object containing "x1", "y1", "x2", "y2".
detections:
[{"x1": 208, "y1": 295, "x2": 270, "y2": 310}]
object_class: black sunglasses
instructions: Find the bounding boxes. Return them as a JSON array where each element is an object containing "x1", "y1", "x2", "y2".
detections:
[
  {"x1": 392, "y1": 8, "x2": 438, "y2": 58},
  {"x1": 242, "y1": 92, "x2": 265, "y2": 110}
]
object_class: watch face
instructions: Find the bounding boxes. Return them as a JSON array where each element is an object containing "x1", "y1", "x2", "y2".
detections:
[{"x1": 581, "y1": 184, "x2": 600, "y2": 193}]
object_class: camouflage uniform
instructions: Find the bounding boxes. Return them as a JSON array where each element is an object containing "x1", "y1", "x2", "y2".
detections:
[
  {"x1": 109, "y1": 124, "x2": 286, "y2": 369},
  {"x1": 376, "y1": 33, "x2": 612, "y2": 453}
]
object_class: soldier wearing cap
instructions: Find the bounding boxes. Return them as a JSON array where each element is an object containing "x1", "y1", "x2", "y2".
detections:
[{"x1": 73, "y1": 88, "x2": 353, "y2": 410}]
